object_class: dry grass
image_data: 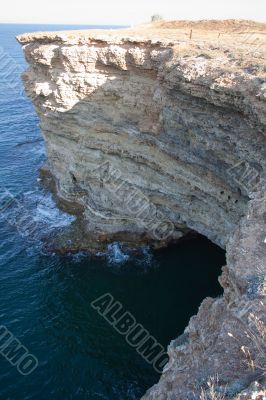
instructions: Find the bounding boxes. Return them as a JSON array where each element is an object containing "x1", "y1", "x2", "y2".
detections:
[
  {"x1": 200, "y1": 376, "x2": 226, "y2": 400},
  {"x1": 200, "y1": 311, "x2": 266, "y2": 400},
  {"x1": 227, "y1": 309, "x2": 266, "y2": 379},
  {"x1": 148, "y1": 19, "x2": 266, "y2": 32},
  {"x1": 242, "y1": 312, "x2": 266, "y2": 375},
  {"x1": 17, "y1": 19, "x2": 266, "y2": 57}
]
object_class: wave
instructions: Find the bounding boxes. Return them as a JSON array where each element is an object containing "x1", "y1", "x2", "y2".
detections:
[
  {"x1": 32, "y1": 192, "x2": 75, "y2": 228},
  {"x1": 0, "y1": 188, "x2": 154, "y2": 270},
  {"x1": 0, "y1": 188, "x2": 75, "y2": 261},
  {"x1": 107, "y1": 242, "x2": 130, "y2": 265}
]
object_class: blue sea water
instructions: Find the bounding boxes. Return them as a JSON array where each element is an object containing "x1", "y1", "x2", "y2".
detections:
[{"x1": 0, "y1": 24, "x2": 225, "y2": 400}]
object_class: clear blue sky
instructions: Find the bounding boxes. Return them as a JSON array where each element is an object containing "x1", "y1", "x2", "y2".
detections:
[{"x1": 1, "y1": 0, "x2": 265, "y2": 25}]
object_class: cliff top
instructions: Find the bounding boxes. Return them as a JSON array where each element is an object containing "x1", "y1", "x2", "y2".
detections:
[{"x1": 17, "y1": 19, "x2": 266, "y2": 50}]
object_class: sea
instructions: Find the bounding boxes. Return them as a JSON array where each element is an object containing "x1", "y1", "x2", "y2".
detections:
[{"x1": 0, "y1": 24, "x2": 225, "y2": 400}]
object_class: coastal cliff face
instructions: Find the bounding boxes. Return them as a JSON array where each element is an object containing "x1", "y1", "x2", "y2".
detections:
[{"x1": 17, "y1": 21, "x2": 266, "y2": 399}]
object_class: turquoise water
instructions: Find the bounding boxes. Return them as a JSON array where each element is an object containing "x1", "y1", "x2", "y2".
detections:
[{"x1": 0, "y1": 24, "x2": 225, "y2": 400}]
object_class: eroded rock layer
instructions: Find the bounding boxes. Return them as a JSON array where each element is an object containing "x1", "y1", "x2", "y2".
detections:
[{"x1": 17, "y1": 21, "x2": 266, "y2": 399}]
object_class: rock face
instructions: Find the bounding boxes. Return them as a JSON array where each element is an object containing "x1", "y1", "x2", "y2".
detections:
[{"x1": 17, "y1": 21, "x2": 265, "y2": 399}]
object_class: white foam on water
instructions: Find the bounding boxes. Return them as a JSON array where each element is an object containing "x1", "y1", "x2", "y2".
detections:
[
  {"x1": 1, "y1": 189, "x2": 156, "y2": 269},
  {"x1": 0, "y1": 189, "x2": 75, "y2": 248},
  {"x1": 69, "y1": 251, "x2": 91, "y2": 263},
  {"x1": 107, "y1": 242, "x2": 130, "y2": 265},
  {"x1": 31, "y1": 192, "x2": 75, "y2": 228},
  {"x1": 106, "y1": 242, "x2": 156, "y2": 270}
]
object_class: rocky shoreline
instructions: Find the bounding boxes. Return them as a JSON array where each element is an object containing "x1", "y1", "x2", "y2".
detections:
[{"x1": 17, "y1": 20, "x2": 265, "y2": 399}]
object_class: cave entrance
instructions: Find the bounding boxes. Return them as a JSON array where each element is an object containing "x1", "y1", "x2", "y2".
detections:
[{"x1": 25, "y1": 233, "x2": 225, "y2": 400}]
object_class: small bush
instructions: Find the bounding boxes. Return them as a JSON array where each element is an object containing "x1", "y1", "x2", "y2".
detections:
[{"x1": 151, "y1": 14, "x2": 163, "y2": 22}]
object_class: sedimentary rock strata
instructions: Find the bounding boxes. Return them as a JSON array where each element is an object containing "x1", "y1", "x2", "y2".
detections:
[{"x1": 17, "y1": 21, "x2": 266, "y2": 399}]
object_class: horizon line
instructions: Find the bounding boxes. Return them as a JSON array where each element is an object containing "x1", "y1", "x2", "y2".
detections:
[{"x1": 0, "y1": 22, "x2": 130, "y2": 26}]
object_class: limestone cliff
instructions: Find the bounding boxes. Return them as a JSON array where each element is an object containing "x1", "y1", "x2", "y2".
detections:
[{"x1": 17, "y1": 21, "x2": 266, "y2": 399}]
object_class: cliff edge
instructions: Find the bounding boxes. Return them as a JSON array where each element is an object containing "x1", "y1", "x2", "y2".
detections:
[{"x1": 17, "y1": 20, "x2": 266, "y2": 399}]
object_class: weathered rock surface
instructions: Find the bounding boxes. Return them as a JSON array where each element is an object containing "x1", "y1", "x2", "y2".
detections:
[{"x1": 17, "y1": 21, "x2": 265, "y2": 399}]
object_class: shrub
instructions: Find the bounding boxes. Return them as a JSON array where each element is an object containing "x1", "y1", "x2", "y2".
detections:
[{"x1": 151, "y1": 14, "x2": 163, "y2": 22}]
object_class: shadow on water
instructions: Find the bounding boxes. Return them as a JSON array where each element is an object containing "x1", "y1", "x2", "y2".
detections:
[{"x1": 0, "y1": 227, "x2": 225, "y2": 400}]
